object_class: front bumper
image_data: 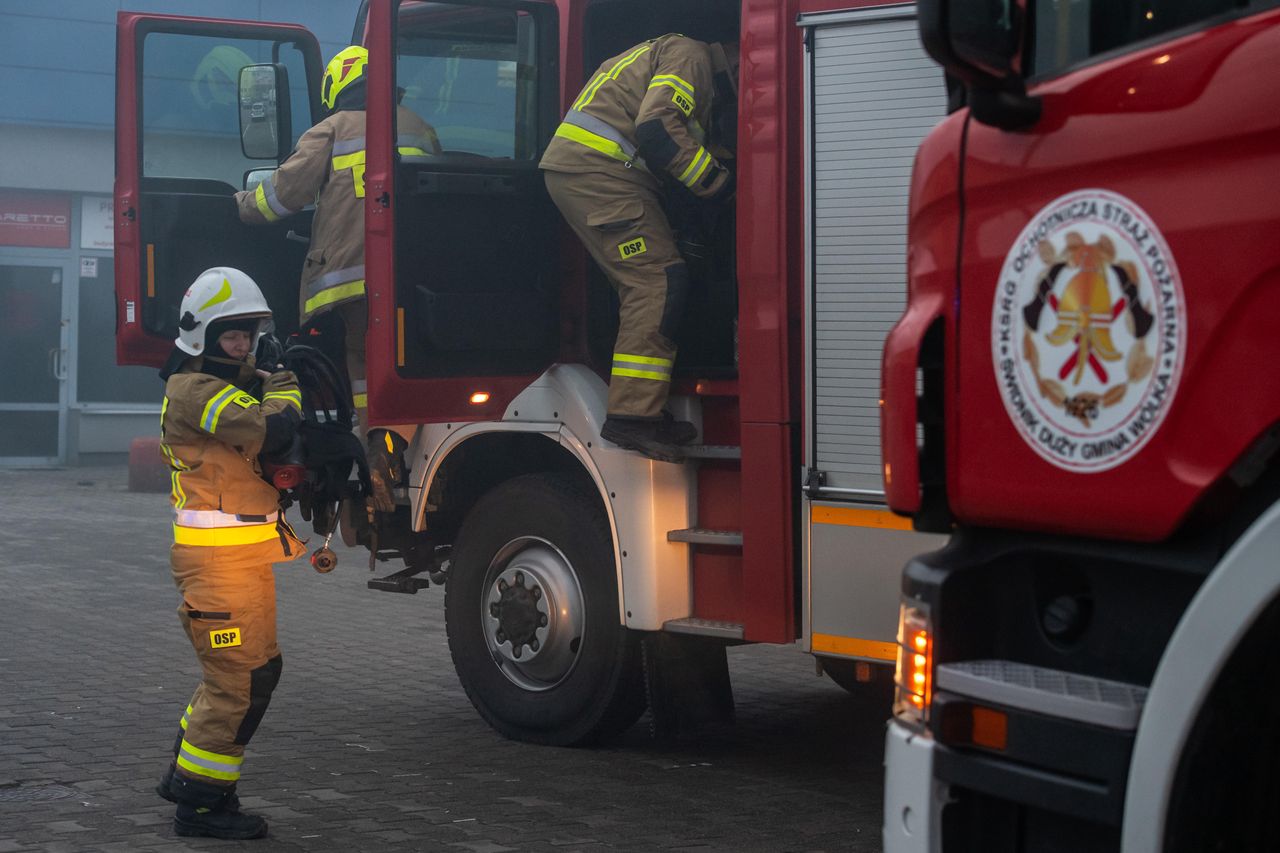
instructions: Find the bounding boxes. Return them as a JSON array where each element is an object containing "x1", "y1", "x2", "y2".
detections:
[{"x1": 883, "y1": 720, "x2": 946, "y2": 853}]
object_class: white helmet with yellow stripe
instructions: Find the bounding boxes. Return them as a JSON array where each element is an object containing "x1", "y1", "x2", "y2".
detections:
[{"x1": 175, "y1": 267, "x2": 272, "y2": 356}]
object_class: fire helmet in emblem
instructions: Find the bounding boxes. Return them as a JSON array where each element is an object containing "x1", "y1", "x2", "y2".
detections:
[{"x1": 991, "y1": 189, "x2": 1185, "y2": 473}]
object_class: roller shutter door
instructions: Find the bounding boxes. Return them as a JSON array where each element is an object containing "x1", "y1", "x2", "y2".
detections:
[{"x1": 806, "y1": 7, "x2": 947, "y2": 497}]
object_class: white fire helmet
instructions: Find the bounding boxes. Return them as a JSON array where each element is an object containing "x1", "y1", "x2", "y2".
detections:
[{"x1": 174, "y1": 267, "x2": 273, "y2": 356}]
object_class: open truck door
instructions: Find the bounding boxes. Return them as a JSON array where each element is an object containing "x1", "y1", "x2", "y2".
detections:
[
  {"x1": 362, "y1": 0, "x2": 562, "y2": 424},
  {"x1": 115, "y1": 13, "x2": 324, "y2": 366}
]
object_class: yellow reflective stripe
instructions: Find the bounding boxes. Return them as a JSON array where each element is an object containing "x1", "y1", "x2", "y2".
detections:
[
  {"x1": 177, "y1": 739, "x2": 243, "y2": 781},
  {"x1": 332, "y1": 150, "x2": 366, "y2": 171},
  {"x1": 649, "y1": 73, "x2": 695, "y2": 99},
  {"x1": 173, "y1": 522, "x2": 280, "y2": 547},
  {"x1": 678, "y1": 147, "x2": 711, "y2": 188},
  {"x1": 263, "y1": 390, "x2": 302, "y2": 412},
  {"x1": 304, "y1": 279, "x2": 366, "y2": 314},
  {"x1": 199, "y1": 385, "x2": 238, "y2": 433},
  {"x1": 171, "y1": 470, "x2": 187, "y2": 510},
  {"x1": 160, "y1": 396, "x2": 169, "y2": 431},
  {"x1": 553, "y1": 123, "x2": 631, "y2": 162},
  {"x1": 613, "y1": 353, "x2": 673, "y2": 367},
  {"x1": 397, "y1": 146, "x2": 429, "y2": 157},
  {"x1": 254, "y1": 183, "x2": 280, "y2": 223},
  {"x1": 352, "y1": 392, "x2": 368, "y2": 409},
  {"x1": 612, "y1": 367, "x2": 673, "y2": 382},
  {"x1": 575, "y1": 44, "x2": 652, "y2": 109}
]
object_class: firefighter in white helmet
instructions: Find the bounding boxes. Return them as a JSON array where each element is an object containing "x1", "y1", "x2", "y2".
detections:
[
  {"x1": 235, "y1": 45, "x2": 441, "y2": 512},
  {"x1": 153, "y1": 267, "x2": 305, "y2": 840}
]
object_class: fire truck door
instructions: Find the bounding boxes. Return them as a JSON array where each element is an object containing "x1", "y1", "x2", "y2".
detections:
[
  {"x1": 362, "y1": 0, "x2": 562, "y2": 425},
  {"x1": 114, "y1": 13, "x2": 323, "y2": 367}
]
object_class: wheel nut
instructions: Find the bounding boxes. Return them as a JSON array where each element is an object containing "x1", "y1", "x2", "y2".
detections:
[
  {"x1": 513, "y1": 646, "x2": 522, "y2": 658},
  {"x1": 538, "y1": 614, "x2": 548, "y2": 627},
  {"x1": 490, "y1": 603, "x2": 501, "y2": 618},
  {"x1": 515, "y1": 571, "x2": 525, "y2": 587},
  {"x1": 496, "y1": 630, "x2": 506, "y2": 643},
  {"x1": 532, "y1": 587, "x2": 542, "y2": 600},
  {"x1": 529, "y1": 639, "x2": 540, "y2": 651}
]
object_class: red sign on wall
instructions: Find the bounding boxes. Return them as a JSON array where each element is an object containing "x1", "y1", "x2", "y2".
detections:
[{"x1": 0, "y1": 191, "x2": 72, "y2": 248}]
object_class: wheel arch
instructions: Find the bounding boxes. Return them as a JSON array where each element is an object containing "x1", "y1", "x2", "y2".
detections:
[{"x1": 1122, "y1": 498, "x2": 1280, "y2": 852}]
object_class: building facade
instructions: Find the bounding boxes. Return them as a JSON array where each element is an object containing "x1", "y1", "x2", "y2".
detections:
[{"x1": 0, "y1": 0, "x2": 353, "y2": 464}]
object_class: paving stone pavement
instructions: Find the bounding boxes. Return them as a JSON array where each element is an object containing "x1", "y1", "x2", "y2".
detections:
[{"x1": 0, "y1": 466, "x2": 891, "y2": 852}]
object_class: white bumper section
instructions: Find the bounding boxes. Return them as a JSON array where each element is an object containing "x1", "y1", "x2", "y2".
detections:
[{"x1": 883, "y1": 720, "x2": 946, "y2": 853}]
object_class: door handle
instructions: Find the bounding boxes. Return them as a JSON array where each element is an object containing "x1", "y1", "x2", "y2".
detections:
[{"x1": 48, "y1": 347, "x2": 67, "y2": 382}]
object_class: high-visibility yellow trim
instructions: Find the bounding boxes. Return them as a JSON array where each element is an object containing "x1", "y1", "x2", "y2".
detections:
[
  {"x1": 812, "y1": 633, "x2": 897, "y2": 661},
  {"x1": 397, "y1": 146, "x2": 429, "y2": 157},
  {"x1": 181, "y1": 740, "x2": 244, "y2": 767},
  {"x1": 574, "y1": 44, "x2": 652, "y2": 110},
  {"x1": 199, "y1": 386, "x2": 239, "y2": 434},
  {"x1": 611, "y1": 367, "x2": 672, "y2": 382},
  {"x1": 649, "y1": 73, "x2": 694, "y2": 96},
  {"x1": 678, "y1": 147, "x2": 712, "y2": 188},
  {"x1": 171, "y1": 470, "x2": 187, "y2": 510},
  {"x1": 553, "y1": 123, "x2": 631, "y2": 162},
  {"x1": 811, "y1": 505, "x2": 914, "y2": 531},
  {"x1": 304, "y1": 280, "x2": 366, "y2": 314},
  {"x1": 332, "y1": 150, "x2": 366, "y2": 171},
  {"x1": 176, "y1": 754, "x2": 240, "y2": 781},
  {"x1": 173, "y1": 522, "x2": 279, "y2": 547},
  {"x1": 614, "y1": 353, "x2": 673, "y2": 366},
  {"x1": 253, "y1": 183, "x2": 280, "y2": 223},
  {"x1": 352, "y1": 392, "x2": 368, "y2": 409},
  {"x1": 263, "y1": 389, "x2": 302, "y2": 412}
]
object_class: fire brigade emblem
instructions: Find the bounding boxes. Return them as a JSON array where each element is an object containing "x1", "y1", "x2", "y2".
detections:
[{"x1": 991, "y1": 189, "x2": 1185, "y2": 472}]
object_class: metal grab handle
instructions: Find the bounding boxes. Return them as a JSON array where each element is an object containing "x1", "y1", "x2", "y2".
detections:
[{"x1": 48, "y1": 347, "x2": 67, "y2": 381}]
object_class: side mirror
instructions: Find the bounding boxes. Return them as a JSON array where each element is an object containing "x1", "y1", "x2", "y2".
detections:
[
  {"x1": 239, "y1": 64, "x2": 293, "y2": 160},
  {"x1": 243, "y1": 168, "x2": 276, "y2": 193},
  {"x1": 918, "y1": 0, "x2": 1040, "y2": 130}
]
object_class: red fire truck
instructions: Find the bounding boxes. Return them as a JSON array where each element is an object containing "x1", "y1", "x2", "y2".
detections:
[
  {"x1": 881, "y1": 1, "x2": 1280, "y2": 850},
  {"x1": 115, "y1": 0, "x2": 946, "y2": 745}
]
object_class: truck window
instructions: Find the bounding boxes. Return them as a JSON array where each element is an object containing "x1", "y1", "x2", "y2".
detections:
[
  {"x1": 396, "y1": 4, "x2": 538, "y2": 159},
  {"x1": 1031, "y1": 0, "x2": 1251, "y2": 78},
  {"x1": 141, "y1": 33, "x2": 311, "y2": 185}
]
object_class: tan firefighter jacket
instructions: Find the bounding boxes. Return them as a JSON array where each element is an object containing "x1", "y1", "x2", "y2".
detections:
[
  {"x1": 539, "y1": 34, "x2": 731, "y2": 200},
  {"x1": 161, "y1": 359, "x2": 305, "y2": 560},
  {"x1": 236, "y1": 107, "x2": 441, "y2": 324}
]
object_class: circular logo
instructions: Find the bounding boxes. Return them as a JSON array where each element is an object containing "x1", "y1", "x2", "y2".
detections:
[{"x1": 991, "y1": 189, "x2": 1185, "y2": 472}]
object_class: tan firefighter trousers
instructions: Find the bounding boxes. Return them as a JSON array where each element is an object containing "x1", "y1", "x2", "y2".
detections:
[
  {"x1": 169, "y1": 542, "x2": 284, "y2": 789},
  {"x1": 544, "y1": 169, "x2": 689, "y2": 420}
]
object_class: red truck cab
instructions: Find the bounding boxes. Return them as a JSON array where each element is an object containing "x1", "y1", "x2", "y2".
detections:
[{"x1": 882, "y1": 1, "x2": 1280, "y2": 851}]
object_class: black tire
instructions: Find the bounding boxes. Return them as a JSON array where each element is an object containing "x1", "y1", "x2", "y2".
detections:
[{"x1": 445, "y1": 472, "x2": 647, "y2": 745}]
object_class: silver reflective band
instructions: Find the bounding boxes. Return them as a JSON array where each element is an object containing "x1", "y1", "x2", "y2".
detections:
[
  {"x1": 350, "y1": 379, "x2": 368, "y2": 393},
  {"x1": 562, "y1": 110, "x2": 640, "y2": 161},
  {"x1": 260, "y1": 179, "x2": 293, "y2": 218},
  {"x1": 174, "y1": 509, "x2": 272, "y2": 528},
  {"x1": 306, "y1": 265, "x2": 367, "y2": 298},
  {"x1": 332, "y1": 137, "x2": 365, "y2": 156}
]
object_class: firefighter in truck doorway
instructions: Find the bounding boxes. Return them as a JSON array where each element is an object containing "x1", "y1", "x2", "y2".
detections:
[
  {"x1": 154, "y1": 267, "x2": 306, "y2": 840},
  {"x1": 541, "y1": 35, "x2": 738, "y2": 463},
  {"x1": 235, "y1": 45, "x2": 442, "y2": 511}
]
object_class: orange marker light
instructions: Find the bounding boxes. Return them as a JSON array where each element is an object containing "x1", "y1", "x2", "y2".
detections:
[
  {"x1": 469, "y1": 392, "x2": 491, "y2": 405},
  {"x1": 971, "y1": 706, "x2": 1008, "y2": 751}
]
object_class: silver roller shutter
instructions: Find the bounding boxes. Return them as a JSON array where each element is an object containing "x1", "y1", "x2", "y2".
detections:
[{"x1": 802, "y1": 6, "x2": 948, "y2": 498}]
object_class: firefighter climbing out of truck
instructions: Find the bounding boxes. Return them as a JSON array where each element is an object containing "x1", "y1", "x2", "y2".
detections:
[
  {"x1": 540, "y1": 35, "x2": 738, "y2": 463},
  {"x1": 235, "y1": 45, "x2": 442, "y2": 511},
  {"x1": 153, "y1": 267, "x2": 307, "y2": 840}
]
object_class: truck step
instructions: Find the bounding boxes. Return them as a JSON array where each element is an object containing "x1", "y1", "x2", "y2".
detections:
[
  {"x1": 667, "y1": 528, "x2": 744, "y2": 547},
  {"x1": 367, "y1": 564, "x2": 432, "y2": 594},
  {"x1": 662, "y1": 617, "x2": 745, "y2": 640},
  {"x1": 936, "y1": 660, "x2": 1148, "y2": 731},
  {"x1": 683, "y1": 444, "x2": 742, "y2": 460}
]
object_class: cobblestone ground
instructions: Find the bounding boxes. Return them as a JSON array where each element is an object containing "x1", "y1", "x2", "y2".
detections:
[{"x1": 0, "y1": 466, "x2": 890, "y2": 852}]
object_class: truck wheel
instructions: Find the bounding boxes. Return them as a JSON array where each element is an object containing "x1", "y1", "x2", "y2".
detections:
[{"x1": 445, "y1": 472, "x2": 646, "y2": 745}]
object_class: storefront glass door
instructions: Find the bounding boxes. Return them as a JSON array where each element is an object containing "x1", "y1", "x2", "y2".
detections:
[{"x1": 0, "y1": 263, "x2": 68, "y2": 463}]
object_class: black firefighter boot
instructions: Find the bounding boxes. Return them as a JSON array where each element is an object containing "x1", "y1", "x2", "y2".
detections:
[
  {"x1": 170, "y1": 773, "x2": 267, "y2": 840},
  {"x1": 602, "y1": 414, "x2": 697, "y2": 464},
  {"x1": 156, "y1": 758, "x2": 240, "y2": 813},
  {"x1": 366, "y1": 428, "x2": 409, "y2": 513}
]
